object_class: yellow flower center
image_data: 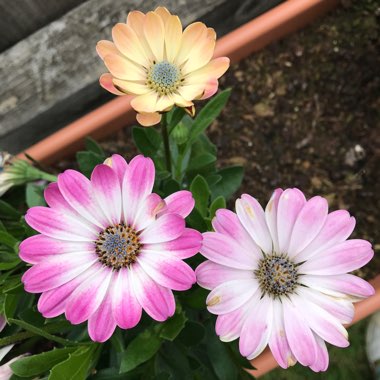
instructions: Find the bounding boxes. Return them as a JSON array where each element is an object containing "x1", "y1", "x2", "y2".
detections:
[
  {"x1": 147, "y1": 61, "x2": 181, "y2": 95},
  {"x1": 95, "y1": 223, "x2": 142, "y2": 270}
]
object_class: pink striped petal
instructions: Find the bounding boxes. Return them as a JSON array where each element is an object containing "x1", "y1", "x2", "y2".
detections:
[
  {"x1": 99, "y1": 73, "x2": 125, "y2": 96},
  {"x1": 239, "y1": 295, "x2": 273, "y2": 360},
  {"x1": 310, "y1": 335, "x2": 329, "y2": 372},
  {"x1": 206, "y1": 279, "x2": 258, "y2": 315},
  {"x1": 300, "y1": 239, "x2": 374, "y2": 275},
  {"x1": 65, "y1": 267, "x2": 112, "y2": 324},
  {"x1": 161, "y1": 190, "x2": 195, "y2": 218},
  {"x1": 143, "y1": 228, "x2": 202, "y2": 260},
  {"x1": 268, "y1": 299, "x2": 295, "y2": 369},
  {"x1": 287, "y1": 196, "x2": 328, "y2": 257},
  {"x1": 277, "y1": 188, "x2": 306, "y2": 254},
  {"x1": 300, "y1": 273, "x2": 374, "y2": 298},
  {"x1": 22, "y1": 252, "x2": 97, "y2": 293},
  {"x1": 25, "y1": 207, "x2": 98, "y2": 241},
  {"x1": 264, "y1": 188, "x2": 283, "y2": 254},
  {"x1": 216, "y1": 305, "x2": 248, "y2": 342},
  {"x1": 37, "y1": 264, "x2": 101, "y2": 318},
  {"x1": 88, "y1": 286, "x2": 117, "y2": 342},
  {"x1": 200, "y1": 232, "x2": 257, "y2": 270},
  {"x1": 19, "y1": 234, "x2": 93, "y2": 264},
  {"x1": 282, "y1": 297, "x2": 317, "y2": 366},
  {"x1": 133, "y1": 193, "x2": 165, "y2": 231},
  {"x1": 112, "y1": 269, "x2": 142, "y2": 329},
  {"x1": 139, "y1": 214, "x2": 185, "y2": 244},
  {"x1": 104, "y1": 154, "x2": 129, "y2": 186},
  {"x1": 58, "y1": 170, "x2": 108, "y2": 229},
  {"x1": 131, "y1": 263, "x2": 175, "y2": 321},
  {"x1": 212, "y1": 209, "x2": 261, "y2": 259},
  {"x1": 91, "y1": 164, "x2": 122, "y2": 226},
  {"x1": 122, "y1": 155, "x2": 155, "y2": 225},
  {"x1": 196, "y1": 261, "x2": 254, "y2": 290},
  {"x1": 295, "y1": 210, "x2": 356, "y2": 262},
  {"x1": 138, "y1": 252, "x2": 195, "y2": 291}
]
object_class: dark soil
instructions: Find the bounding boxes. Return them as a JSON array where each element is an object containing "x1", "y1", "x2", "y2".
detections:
[{"x1": 97, "y1": 0, "x2": 380, "y2": 279}]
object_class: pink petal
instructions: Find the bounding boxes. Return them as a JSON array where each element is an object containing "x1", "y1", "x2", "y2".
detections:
[
  {"x1": 216, "y1": 305, "x2": 248, "y2": 342},
  {"x1": 138, "y1": 251, "x2": 195, "y2": 291},
  {"x1": 19, "y1": 234, "x2": 93, "y2": 264},
  {"x1": 264, "y1": 188, "x2": 283, "y2": 254},
  {"x1": 295, "y1": 210, "x2": 356, "y2": 262},
  {"x1": 112, "y1": 269, "x2": 142, "y2": 329},
  {"x1": 276, "y1": 188, "x2": 306, "y2": 254},
  {"x1": 282, "y1": 297, "x2": 317, "y2": 366},
  {"x1": 200, "y1": 78, "x2": 218, "y2": 100},
  {"x1": 206, "y1": 279, "x2": 258, "y2": 315},
  {"x1": 300, "y1": 273, "x2": 374, "y2": 298},
  {"x1": 143, "y1": 228, "x2": 202, "y2": 260},
  {"x1": 22, "y1": 253, "x2": 97, "y2": 293},
  {"x1": 310, "y1": 335, "x2": 329, "y2": 372},
  {"x1": 91, "y1": 164, "x2": 122, "y2": 226},
  {"x1": 268, "y1": 299, "x2": 296, "y2": 369},
  {"x1": 58, "y1": 169, "x2": 108, "y2": 229},
  {"x1": 104, "y1": 154, "x2": 129, "y2": 185},
  {"x1": 300, "y1": 239, "x2": 374, "y2": 275},
  {"x1": 200, "y1": 232, "x2": 257, "y2": 270},
  {"x1": 236, "y1": 194, "x2": 272, "y2": 254},
  {"x1": 239, "y1": 295, "x2": 273, "y2": 360},
  {"x1": 139, "y1": 213, "x2": 185, "y2": 244},
  {"x1": 65, "y1": 267, "x2": 112, "y2": 324},
  {"x1": 196, "y1": 260, "x2": 253, "y2": 290},
  {"x1": 131, "y1": 263, "x2": 175, "y2": 321},
  {"x1": 44, "y1": 183, "x2": 81, "y2": 217},
  {"x1": 88, "y1": 286, "x2": 117, "y2": 342},
  {"x1": 122, "y1": 155, "x2": 155, "y2": 225},
  {"x1": 212, "y1": 209, "x2": 261, "y2": 259},
  {"x1": 37, "y1": 264, "x2": 100, "y2": 318},
  {"x1": 99, "y1": 73, "x2": 125, "y2": 96},
  {"x1": 161, "y1": 190, "x2": 195, "y2": 218},
  {"x1": 287, "y1": 196, "x2": 328, "y2": 257},
  {"x1": 25, "y1": 206, "x2": 98, "y2": 241},
  {"x1": 133, "y1": 193, "x2": 165, "y2": 231}
]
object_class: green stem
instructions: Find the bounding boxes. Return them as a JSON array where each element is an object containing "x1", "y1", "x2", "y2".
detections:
[
  {"x1": 38, "y1": 171, "x2": 58, "y2": 182},
  {"x1": 161, "y1": 113, "x2": 172, "y2": 173}
]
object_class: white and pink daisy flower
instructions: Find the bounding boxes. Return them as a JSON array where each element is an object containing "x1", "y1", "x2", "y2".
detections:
[
  {"x1": 20, "y1": 155, "x2": 201, "y2": 342},
  {"x1": 196, "y1": 188, "x2": 374, "y2": 371}
]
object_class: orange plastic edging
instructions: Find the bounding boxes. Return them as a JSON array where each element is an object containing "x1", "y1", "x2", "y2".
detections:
[
  {"x1": 248, "y1": 275, "x2": 380, "y2": 378},
  {"x1": 18, "y1": 0, "x2": 339, "y2": 165}
]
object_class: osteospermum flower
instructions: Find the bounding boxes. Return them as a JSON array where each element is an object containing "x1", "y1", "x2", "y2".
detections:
[
  {"x1": 196, "y1": 188, "x2": 374, "y2": 371},
  {"x1": 20, "y1": 155, "x2": 201, "y2": 342},
  {"x1": 97, "y1": 6, "x2": 230, "y2": 126}
]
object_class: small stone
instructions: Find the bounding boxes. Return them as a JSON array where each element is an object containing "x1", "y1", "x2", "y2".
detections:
[{"x1": 253, "y1": 102, "x2": 274, "y2": 117}]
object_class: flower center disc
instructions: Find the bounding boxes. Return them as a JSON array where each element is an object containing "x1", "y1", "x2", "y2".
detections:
[
  {"x1": 148, "y1": 61, "x2": 180, "y2": 95},
  {"x1": 95, "y1": 224, "x2": 141, "y2": 270},
  {"x1": 256, "y1": 255, "x2": 298, "y2": 297}
]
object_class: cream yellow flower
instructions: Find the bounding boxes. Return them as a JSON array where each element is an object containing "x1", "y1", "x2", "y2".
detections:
[{"x1": 97, "y1": 7, "x2": 230, "y2": 126}]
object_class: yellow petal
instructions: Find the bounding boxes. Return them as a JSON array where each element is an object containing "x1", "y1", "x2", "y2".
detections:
[
  {"x1": 131, "y1": 92, "x2": 159, "y2": 113},
  {"x1": 154, "y1": 6, "x2": 171, "y2": 23},
  {"x1": 104, "y1": 54, "x2": 146, "y2": 81},
  {"x1": 136, "y1": 112, "x2": 162, "y2": 127},
  {"x1": 207, "y1": 27, "x2": 216, "y2": 40},
  {"x1": 182, "y1": 37, "x2": 215, "y2": 74},
  {"x1": 185, "y1": 57, "x2": 230, "y2": 83},
  {"x1": 178, "y1": 84, "x2": 205, "y2": 101},
  {"x1": 164, "y1": 15, "x2": 182, "y2": 62},
  {"x1": 199, "y1": 78, "x2": 218, "y2": 100},
  {"x1": 156, "y1": 95, "x2": 174, "y2": 112},
  {"x1": 175, "y1": 22, "x2": 207, "y2": 65},
  {"x1": 96, "y1": 40, "x2": 120, "y2": 60},
  {"x1": 144, "y1": 12, "x2": 165, "y2": 62},
  {"x1": 99, "y1": 73, "x2": 125, "y2": 95},
  {"x1": 127, "y1": 11, "x2": 145, "y2": 36},
  {"x1": 113, "y1": 78, "x2": 150, "y2": 95},
  {"x1": 112, "y1": 23, "x2": 151, "y2": 67},
  {"x1": 171, "y1": 93, "x2": 193, "y2": 107}
]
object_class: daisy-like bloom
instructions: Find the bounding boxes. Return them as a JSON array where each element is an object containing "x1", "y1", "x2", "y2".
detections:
[
  {"x1": 20, "y1": 154, "x2": 201, "y2": 342},
  {"x1": 196, "y1": 188, "x2": 374, "y2": 371},
  {"x1": 96, "y1": 6, "x2": 230, "y2": 126}
]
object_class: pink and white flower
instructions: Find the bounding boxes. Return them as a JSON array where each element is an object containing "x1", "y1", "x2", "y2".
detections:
[
  {"x1": 20, "y1": 154, "x2": 201, "y2": 342},
  {"x1": 196, "y1": 188, "x2": 374, "y2": 371}
]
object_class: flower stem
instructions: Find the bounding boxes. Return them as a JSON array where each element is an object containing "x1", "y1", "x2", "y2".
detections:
[{"x1": 161, "y1": 113, "x2": 172, "y2": 173}]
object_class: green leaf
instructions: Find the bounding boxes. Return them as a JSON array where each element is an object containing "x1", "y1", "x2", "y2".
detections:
[
  {"x1": 4, "y1": 294, "x2": 19, "y2": 321},
  {"x1": 210, "y1": 166, "x2": 244, "y2": 201},
  {"x1": 177, "y1": 321, "x2": 205, "y2": 346},
  {"x1": 186, "y1": 208, "x2": 208, "y2": 232},
  {"x1": 76, "y1": 151, "x2": 104, "y2": 178},
  {"x1": 209, "y1": 196, "x2": 226, "y2": 219},
  {"x1": 85, "y1": 137, "x2": 105, "y2": 156},
  {"x1": 49, "y1": 345, "x2": 98, "y2": 380},
  {"x1": 120, "y1": 328, "x2": 162, "y2": 373},
  {"x1": 132, "y1": 127, "x2": 161, "y2": 157},
  {"x1": 188, "y1": 89, "x2": 231, "y2": 144},
  {"x1": 190, "y1": 175, "x2": 210, "y2": 217},
  {"x1": 186, "y1": 153, "x2": 216, "y2": 180},
  {"x1": 11, "y1": 348, "x2": 76, "y2": 377},
  {"x1": 26, "y1": 183, "x2": 46, "y2": 207},
  {"x1": 0, "y1": 250, "x2": 20, "y2": 270},
  {"x1": 0, "y1": 200, "x2": 21, "y2": 220},
  {"x1": 168, "y1": 107, "x2": 186, "y2": 133},
  {"x1": 159, "y1": 310, "x2": 187, "y2": 341},
  {"x1": 0, "y1": 230, "x2": 18, "y2": 249}
]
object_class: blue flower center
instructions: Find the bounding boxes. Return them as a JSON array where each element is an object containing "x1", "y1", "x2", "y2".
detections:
[
  {"x1": 95, "y1": 224, "x2": 141, "y2": 270},
  {"x1": 147, "y1": 61, "x2": 181, "y2": 95}
]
